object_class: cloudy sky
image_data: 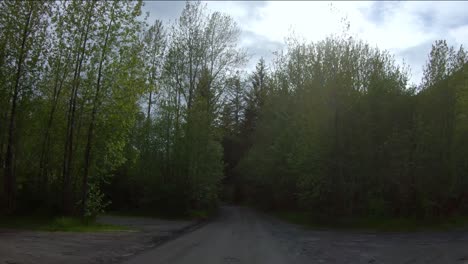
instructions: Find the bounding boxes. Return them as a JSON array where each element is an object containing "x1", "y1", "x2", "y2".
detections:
[{"x1": 142, "y1": 1, "x2": 468, "y2": 85}]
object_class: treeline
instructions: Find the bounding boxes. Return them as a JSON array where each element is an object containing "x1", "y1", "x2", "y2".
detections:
[
  {"x1": 108, "y1": 1, "x2": 246, "y2": 215},
  {"x1": 0, "y1": 0, "x2": 148, "y2": 217},
  {"x1": 0, "y1": 1, "x2": 244, "y2": 217},
  {"x1": 235, "y1": 38, "x2": 468, "y2": 218},
  {"x1": 1, "y1": 0, "x2": 467, "y2": 220}
]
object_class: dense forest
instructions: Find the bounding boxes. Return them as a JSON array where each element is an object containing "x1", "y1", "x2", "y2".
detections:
[{"x1": 0, "y1": 1, "x2": 467, "y2": 220}]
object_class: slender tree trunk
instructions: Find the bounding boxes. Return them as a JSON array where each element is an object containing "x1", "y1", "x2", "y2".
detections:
[
  {"x1": 0, "y1": 109, "x2": 7, "y2": 171},
  {"x1": 4, "y1": 8, "x2": 32, "y2": 213},
  {"x1": 0, "y1": 46, "x2": 6, "y2": 178},
  {"x1": 62, "y1": 2, "x2": 93, "y2": 214},
  {"x1": 38, "y1": 54, "x2": 68, "y2": 193},
  {"x1": 81, "y1": 12, "x2": 112, "y2": 217},
  {"x1": 175, "y1": 84, "x2": 182, "y2": 178},
  {"x1": 147, "y1": 91, "x2": 153, "y2": 121},
  {"x1": 62, "y1": 27, "x2": 85, "y2": 215},
  {"x1": 0, "y1": 129, "x2": 4, "y2": 172},
  {"x1": 164, "y1": 109, "x2": 171, "y2": 184},
  {"x1": 144, "y1": 89, "x2": 153, "y2": 167}
]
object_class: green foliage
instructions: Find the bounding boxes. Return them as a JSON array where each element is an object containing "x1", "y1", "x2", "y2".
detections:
[
  {"x1": 0, "y1": 0, "x2": 146, "y2": 216},
  {"x1": 1, "y1": 0, "x2": 466, "y2": 224},
  {"x1": 106, "y1": 1, "x2": 245, "y2": 216},
  {"x1": 236, "y1": 36, "x2": 468, "y2": 218},
  {"x1": 82, "y1": 182, "x2": 111, "y2": 220}
]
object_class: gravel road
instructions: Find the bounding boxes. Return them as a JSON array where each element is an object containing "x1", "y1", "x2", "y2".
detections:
[
  {"x1": 2, "y1": 206, "x2": 468, "y2": 264},
  {"x1": 123, "y1": 206, "x2": 468, "y2": 264}
]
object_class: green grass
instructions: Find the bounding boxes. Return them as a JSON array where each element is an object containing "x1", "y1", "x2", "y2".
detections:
[
  {"x1": 106, "y1": 209, "x2": 189, "y2": 220},
  {"x1": 107, "y1": 208, "x2": 215, "y2": 221},
  {"x1": 187, "y1": 209, "x2": 216, "y2": 220},
  {"x1": 273, "y1": 210, "x2": 468, "y2": 232},
  {"x1": 0, "y1": 215, "x2": 131, "y2": 232}
]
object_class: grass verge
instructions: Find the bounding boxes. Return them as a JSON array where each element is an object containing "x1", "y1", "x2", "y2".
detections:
[
  {"x1": 107, "y1": 208, "x2": 216, "y2": 221},
  {"x1": 273, "y1": 210, "x2": 468, "y2": 232},
  {"x1": 0, "y1": 215, "x2": 131, "y2": 232}
]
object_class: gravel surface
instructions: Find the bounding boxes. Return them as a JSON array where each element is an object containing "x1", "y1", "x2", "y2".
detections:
[
  {"x1": 123, "y1": 206, "x2": 468, "y2": 264},
  {"x1": 265, "y1": 211, "x2": 468, "y2": 264},
  {"x1": 2, "y1": 207, "x2": 468, "y2": 264},
  {"x1": 0, "y1": 215, "x2": 195, "y2": 264}
]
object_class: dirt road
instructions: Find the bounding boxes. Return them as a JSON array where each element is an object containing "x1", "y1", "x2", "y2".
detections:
[{"x1": 123, "y1": 206, "x2": 468, "y2": 264}]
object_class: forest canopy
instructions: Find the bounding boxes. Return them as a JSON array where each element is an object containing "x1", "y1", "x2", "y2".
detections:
[{"x1": 0, "y1": 0, "x2": 467, "y2": 219}]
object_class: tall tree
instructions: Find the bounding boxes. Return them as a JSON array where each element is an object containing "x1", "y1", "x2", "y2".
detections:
[
  {"x1": 0, "y1": 0, "x2": 51, "y2": 213},
  {"x1": 61, "y1": 0, "x2": 97, "y2": 214},
  {"x1": 241, "y1": 58, "x2": 269, "y2": 147}
]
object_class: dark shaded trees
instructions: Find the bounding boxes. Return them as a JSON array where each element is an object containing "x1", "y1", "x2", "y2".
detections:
[
  {"x1": 0, "y1": 0, "x2": 51, "y2": 213},
  {"x1": 1, "y1": 0, "x2": 467, "y2": 221},
  {"x1": 236, "y1": 37, "x2": 468, "y2": 218},
  {"x1": 107, "y1": 1, "x2": 246, "y2": 216}
]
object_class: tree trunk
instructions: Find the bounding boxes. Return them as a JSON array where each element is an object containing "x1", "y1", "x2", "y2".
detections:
[
  {"x1": 38, "y1": 54, "x2": 68, "y2": 195},
  {"x1": 147, "y1": 91, "x2": 152, "y2": 121},
  {"x1": 81, "y1": 11, "x2": 112, "y2": 217},
  {"x1": 4, "y1": 8, "x2": 32, "y2": 214},
  {"x1": 62, "y1": 2, "x2": 94, "y2": 215}
]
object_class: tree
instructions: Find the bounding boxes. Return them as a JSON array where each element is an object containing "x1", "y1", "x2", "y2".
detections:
[
  {"x1": 61, "y1": 0, "x2": 97, "y2": 215},
  {"x1": 237, "y1": 36, "x2": 413, "y2": 215},
  {"x1": 142, "y1": 19, "x2": 165, "y2": 121},
  {"x1": 108, "y1": 0, "x2": 246, "y2": 215},
  {"x1": 241, "y1": 58, "x2": 269, "y2": 148},
  {"x1": 0, "y1": 0, "x2": 51, "y2": 213},
  {"x1": 81, "y1": 0, "x2": 144, "y2": 218}
]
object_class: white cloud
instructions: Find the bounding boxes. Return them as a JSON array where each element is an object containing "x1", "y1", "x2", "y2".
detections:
[
  {"x1": 143, "y1": 1, "x2": 468, "y2": 85},
  {"x1": 449, "y1": 25, "x2": 468, "y2": 47}
]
